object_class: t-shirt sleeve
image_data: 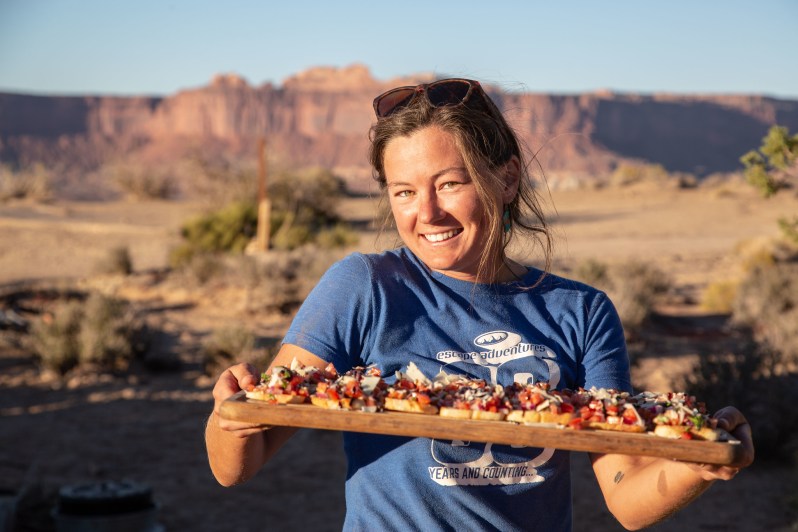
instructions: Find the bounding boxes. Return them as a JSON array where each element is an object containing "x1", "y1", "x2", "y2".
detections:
[
  {"x1": 282, "y1": 253, "x2": 374, "y2": 371},
  {"x1": 580, "y1": 292, "x2": 633, "y2": 392}
]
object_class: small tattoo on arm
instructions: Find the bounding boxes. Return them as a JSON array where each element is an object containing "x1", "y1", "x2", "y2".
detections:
[{"x1": 614, "y1": 471, "x2": 624, "y2": 484}]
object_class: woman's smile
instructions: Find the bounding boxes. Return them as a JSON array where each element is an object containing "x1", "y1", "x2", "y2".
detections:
[{"x1": 423, "y1": 228, "x2": 463, "y2": 243}]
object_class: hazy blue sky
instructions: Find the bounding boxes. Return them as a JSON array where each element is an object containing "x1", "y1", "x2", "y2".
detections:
[{"x1": 1, "y1": 0, "x2": 796, "y2": 98}]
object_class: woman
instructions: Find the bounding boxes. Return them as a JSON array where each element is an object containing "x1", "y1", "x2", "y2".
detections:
[{"x1": 205, "y1": 78, "x2": 754, "y2": 531}]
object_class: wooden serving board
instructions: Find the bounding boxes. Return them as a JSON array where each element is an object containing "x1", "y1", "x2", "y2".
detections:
[{"x1": 221, "y1": 391, "x2": 743, "y2": 465}]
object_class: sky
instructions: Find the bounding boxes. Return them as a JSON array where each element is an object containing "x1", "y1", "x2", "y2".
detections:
[{"x1": 1, "y1": 0, "x2": 796, "y2": 99}]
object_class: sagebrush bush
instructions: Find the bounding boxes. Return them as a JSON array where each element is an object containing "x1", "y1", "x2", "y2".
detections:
[
  {"x1": 0, "y1": 163, "x2": 53, "y2": 202},
  {"x1": 688, "y1": 346, "x2": 798, "y2": 461},
  {"x1": 78, "y1": 293, "x2": 138, "y2": 370},
  {"x1": 237, "y1": 248, "x2": 337, "y2": 315},
  {"x1": 202, "y1": 325, "x2": 256, "y2": 377},
  {"x1": 316, "y1": 223, "x2": 359, "y2": 249},
  {"x1": 700, "y1": 280, "x2": 738, "y2": 314},
  {"x1": 30, "y1": 293, "x2": 141, "y2": 375},
  {"x1": 571, "y1": 258, "x2": 670, "y2": 334},
  {"x1": 732, "y1": 263, "x2": 798, "y2": 373},
  {"x1": 573, "y1": 258, "x2": 609, "y2": 288},
  {"x1": 30, "y1": 300, "x2": 84, "y2": 373},
  {"x1": 107, "y1": 161, "x2": 176, "y2": 200},
  {"x1": 94, "y1": 246, "x2": 134, "y2": 275},
  {"x1": 689, "y1": 261, "x2": 798, "y2": 461}
]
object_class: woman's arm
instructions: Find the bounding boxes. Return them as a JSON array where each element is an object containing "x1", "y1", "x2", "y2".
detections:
[
  {"x1": 205, "y1": 344, "x2": 330, "y2": 486},
  {"x1": 591, "y1": 407, "x2": 755, "y2": 530}
]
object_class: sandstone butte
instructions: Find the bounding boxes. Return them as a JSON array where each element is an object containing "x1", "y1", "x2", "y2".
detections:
[{"x1": 1, "y1": 64, "x2": 797, "y2": 195}]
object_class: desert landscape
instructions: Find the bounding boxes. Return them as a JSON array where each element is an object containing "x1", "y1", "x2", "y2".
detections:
[{"x1": 1, "y1": 178, "x2": 797, "y2": 531}]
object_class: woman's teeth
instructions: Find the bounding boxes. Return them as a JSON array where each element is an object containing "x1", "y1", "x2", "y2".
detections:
[{"x1": 424, "y1": 229, "x2": 461, "y2": 242}]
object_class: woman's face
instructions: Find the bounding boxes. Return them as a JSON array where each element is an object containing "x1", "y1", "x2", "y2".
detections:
[{"x1": 383, "y1": 126, "x2": 491, "y2": 282}]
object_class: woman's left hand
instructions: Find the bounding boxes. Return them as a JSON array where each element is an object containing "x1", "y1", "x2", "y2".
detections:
[{"x1": 687, "y1": 406, "x2": 755, "y2": 481}]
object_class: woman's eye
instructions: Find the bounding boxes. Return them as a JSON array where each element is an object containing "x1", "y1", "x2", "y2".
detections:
[
  {"x1": 440, "y1": 181, "x2": 460, "y2": 190},
  {"x1": 395, "y1": 189, "x2": 413, "y2": 198}
]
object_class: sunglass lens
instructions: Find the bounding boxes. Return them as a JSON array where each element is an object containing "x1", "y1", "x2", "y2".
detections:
[
  {"x1": 376, "y1": 88, "x2": 416, "y2": 117},
  {"x1": 426, "y1": 80, "x2": 472, "y2": 108}
]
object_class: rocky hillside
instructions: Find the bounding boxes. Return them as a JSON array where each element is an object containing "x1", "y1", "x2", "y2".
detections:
[{"x1": 2, "y1": 64, "x2": 797, "y2": 194}]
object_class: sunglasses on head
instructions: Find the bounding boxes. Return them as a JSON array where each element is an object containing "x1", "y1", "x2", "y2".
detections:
[{"x1": 372, "y1": 78, "x2": 487, "y2": 118}]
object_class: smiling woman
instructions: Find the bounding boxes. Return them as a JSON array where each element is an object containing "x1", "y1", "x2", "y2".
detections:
[{"x1": 205, "y1": 77, "x2": 755, "y2": 532}]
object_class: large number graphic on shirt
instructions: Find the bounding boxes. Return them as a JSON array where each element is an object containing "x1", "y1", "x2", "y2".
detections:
[{"x1": 427, "y1": 330, "x2": 560, "y2": 486}]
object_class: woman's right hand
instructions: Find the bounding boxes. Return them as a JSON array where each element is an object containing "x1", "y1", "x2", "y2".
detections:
[{"x1": 210, "y1": 362, "x2": 271, "y2": 437}]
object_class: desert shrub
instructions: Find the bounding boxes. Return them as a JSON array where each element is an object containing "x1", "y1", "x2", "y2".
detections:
[
  {"x1": 732, "y1": 263, "x2": 798, "y2": 373},
  {"x1": 740, "y1": 124, "x2": 797, "y2": 198},
  {"x1": 700, "y1": 280, "x2": 738, "y2": 314},
  {"x1": 202, "y1": 324, "x2": 281, "y2": 377},
  {"x1": 608, "y1": 163, "x2": 670, "y2": 187},
  {"x1": 94, "y1": 246, "x2": 133, "y2": 275},
  {"x1": 778, "y1": 215, "x2": 798, "y2": 245},
  {"x1": 270, "y1": 221, "x2": 313, "y2": 250},
  {"x1": 30, "y1": 300, "x2": 84, "y2": 373},
  {"x1": 170, "y1": 201, "x2": 258, "y2": 266},
  {"x1": 178, "y1": 252, "x2": 225, "y2": 285},
  {"x1": 316, "y1": 223, "x2": 360, "y2": 249},
  {"x1": 573, "y1": 258, "x2": 609, "y2": 288},
  {"x1": 77, "y1": 293, "x2": 138, "y2": 370},
  {"x1": 106, "y1": 160, "x2": 176, "y2": 200},
  {"x1": 172, "y1": 166, "x2": 356, "y2": 262},
  {"x1": 187, "y1": 155, "x2": 258, "y2": 206},
  {"x1": 0, "y1": 163, "x2": 53, "y2": 202},
  {"x1": 202, "y1": 325, "x2": 256, "y2": 377},
  {"x1": 687, "y1": 345, "x2": 798, "y2": 461},
  {"x1": 572, "y1": 259, "x2": 670, "y2": 334},
  {"x1": 689, "y1": 261, "x2": 798, "y2": 460},
  {"x1": 236, "y1": 248, "x2": 336, "y2": 315},
  {"x1": 29, "y1": 293, "x2": 141, "y2": 375}
]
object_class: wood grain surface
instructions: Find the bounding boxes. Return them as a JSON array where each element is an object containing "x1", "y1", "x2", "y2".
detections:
[{"x1": 221, "y1": 391, "x2": 743, "y2": 465}]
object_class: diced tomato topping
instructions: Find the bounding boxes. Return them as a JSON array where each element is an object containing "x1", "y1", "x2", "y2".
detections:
[
  {"x1": 621, "y1": 408, "x2": 638, "y2": 424},
  {"x1": 327, "y1": 389, "x2": 340, "y2": 400},
  {"x1": 568, "y1": 418, "x2": 584, "y2": 430},
  {"x1": 416, "y1": 393, "x2": 431, "y2": 406},
  {"x1": 345, "y1": 379, "x2": 362, "y2": 398},
  {"x1": 560, "y1": 403, "x2": 574, "y2": 413}
]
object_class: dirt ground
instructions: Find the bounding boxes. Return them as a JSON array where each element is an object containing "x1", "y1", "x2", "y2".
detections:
[{"x1": 1, "y1": 182, "x2": 797, "y2": 531}]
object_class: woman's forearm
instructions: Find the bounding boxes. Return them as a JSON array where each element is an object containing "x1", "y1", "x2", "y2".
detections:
[
  {"x1": 593, "y1": 453, "x2": 716, "y2": 530},
  {"x1": 205, "y1": 412, "x2": 270, "y2": 486}
]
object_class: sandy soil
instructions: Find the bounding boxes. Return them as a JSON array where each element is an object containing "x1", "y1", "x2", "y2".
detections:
[{"x1": 1, "y1": 183, "x2": 797, "y2": 531}]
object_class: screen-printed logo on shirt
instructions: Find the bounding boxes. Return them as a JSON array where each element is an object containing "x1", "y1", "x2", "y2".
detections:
[{"x1": 427, "y1": 330, "x2": 560, "y2": 487}]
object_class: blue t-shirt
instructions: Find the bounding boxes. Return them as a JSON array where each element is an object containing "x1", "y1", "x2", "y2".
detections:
[{"x1": 284, "y1": 248, "x2": 631, "y2": 532}]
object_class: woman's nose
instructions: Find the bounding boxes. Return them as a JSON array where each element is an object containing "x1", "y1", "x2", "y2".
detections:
[{"x1": 418, "y1": 193, "x2": 444, "y2": 224}]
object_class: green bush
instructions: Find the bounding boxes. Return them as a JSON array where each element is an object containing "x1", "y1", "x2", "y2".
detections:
[
  {"x1": 778, "y1": 215, "x2": 798, "y2": 245},
  {"x1": 316, "y1": 223, "x2": 360, "y2": 249},
  {"x1": 171, "y1": 166, "x2": 356, "y2": 262},
  {"x1": 170, "y1": 201, "x2": 258, "y2": 266},
  {"x1": 700, "y1": 280, "x2": 738, "y2": 314}
]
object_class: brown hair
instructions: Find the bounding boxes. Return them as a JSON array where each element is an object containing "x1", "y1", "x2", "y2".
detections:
[{"x1": 368, "y1": 85, "x2": 551, "y2": 284}]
